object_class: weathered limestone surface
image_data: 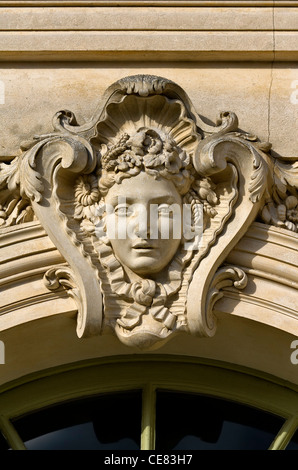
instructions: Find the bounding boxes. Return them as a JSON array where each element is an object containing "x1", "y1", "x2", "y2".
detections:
[
  {"x1": 0, "y1": 64, "x2": 297, "y2": 159},
  {"x1": 0, "y1": 3, "x2": 297, "y2": 158},
  {"x1": 0, "y1": 2, "x2": 297, "y2": 387}
]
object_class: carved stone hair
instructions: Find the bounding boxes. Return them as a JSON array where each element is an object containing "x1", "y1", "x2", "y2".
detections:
[{"x1": 97, "y1": 128, "x2": 196, "y2": 197}]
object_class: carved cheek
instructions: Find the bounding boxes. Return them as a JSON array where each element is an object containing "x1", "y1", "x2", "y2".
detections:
[{"x1": 109, "y1": 237, "x2": 133, "y2": 267}]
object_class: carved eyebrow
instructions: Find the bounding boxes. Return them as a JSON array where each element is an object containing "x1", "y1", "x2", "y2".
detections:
[
  {"x1": 148, "y1": 195, "x2": 178, "y2": 204},
  {"x1": 107, "y1": 196, "x2": 129, "y2": 206},
  {"x1": 108, "y1": 195, "x2": 178, "y2": 206}
]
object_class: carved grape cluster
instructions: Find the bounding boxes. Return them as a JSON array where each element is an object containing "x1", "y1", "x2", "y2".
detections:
[
  {"x1": 101, "y1": 129, "x2": 190, "y2": 174},
  {"x1": 99, "y1": 128, "x2": 194, "y2": 196},
  {"x1": 191, "y1": 178, "x2": 218, "y2": 218}
]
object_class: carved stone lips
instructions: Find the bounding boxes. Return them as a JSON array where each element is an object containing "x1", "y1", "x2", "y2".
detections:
[{"x1": 132, "y1": 241, "x2": 155, "y2": 249}]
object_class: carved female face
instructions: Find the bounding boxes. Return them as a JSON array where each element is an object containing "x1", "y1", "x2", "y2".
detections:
[{"x1": 104, "y1": 171, "x2": 182, "y2": 277}]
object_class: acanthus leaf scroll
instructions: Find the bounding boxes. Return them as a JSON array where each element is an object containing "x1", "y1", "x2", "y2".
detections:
[{"x1": 1, "y1": 74, "x2": 296, "y2": 350}]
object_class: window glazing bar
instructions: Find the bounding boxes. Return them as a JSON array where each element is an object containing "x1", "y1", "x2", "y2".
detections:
[
  {"x1": 0, "y1": 415, "x2": 27, "y2": 450},
  {"x1": 268, "y1": 416, "x2": 298, "y2": 450},
  {"x1": 141, "y1": 384, "x2": 156, "y2": 450}
]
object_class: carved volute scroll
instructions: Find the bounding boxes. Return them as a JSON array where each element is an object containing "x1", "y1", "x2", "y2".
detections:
[{"x1": 1, "y1": 74, "x2": 297, "y2": 350}]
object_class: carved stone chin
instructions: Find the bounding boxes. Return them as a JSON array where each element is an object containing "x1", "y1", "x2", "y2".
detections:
[{"x1": 1, "y1": 74, "x2": 297, "y2": 350}]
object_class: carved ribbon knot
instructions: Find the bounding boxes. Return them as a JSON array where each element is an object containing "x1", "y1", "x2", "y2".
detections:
[
  {"x1": 131, "y1": 279, "x2": 156, "y2": 306},
  {"x1": 117, "y1": 278, "x2": 176, "y2": 332}
]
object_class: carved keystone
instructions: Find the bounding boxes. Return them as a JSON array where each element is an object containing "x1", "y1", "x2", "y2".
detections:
[{"x1": 1, "y1": 75, "x2": 296, "y2": 350}]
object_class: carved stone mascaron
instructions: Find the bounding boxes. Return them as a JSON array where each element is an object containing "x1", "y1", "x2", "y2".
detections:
[{"x1": 0, "y1": 75, "x2": 297, "y2": 350}]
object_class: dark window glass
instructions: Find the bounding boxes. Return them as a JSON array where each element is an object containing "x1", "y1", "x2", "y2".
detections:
[
  {"x1": 286, "y1": 429, "x2": 298, "y2": 450},
  {"x1": 0, "y1": 431, "x2": 9, "y2": 450},
  {"x1": 155, "y1": 391, "x2": 284, "y2": 450},
  {"x1": 13, "y1": 391, "x2": 142, "y2": 450}
]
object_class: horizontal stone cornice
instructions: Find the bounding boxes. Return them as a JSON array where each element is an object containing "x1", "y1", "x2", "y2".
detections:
[
  {"x1": 0, "y1": 4, "x2": 297, "y2": 61},
  {"x1": 0, "y1": 1, "x2": 297, "y2": 6}
]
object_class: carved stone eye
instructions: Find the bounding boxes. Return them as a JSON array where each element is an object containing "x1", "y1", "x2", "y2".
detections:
[
  {"x1": 114, "y1": 204, "x2": 131, "y2": 217},
  {"x1": 158, "y1": 204, "x2": 173, "y2": 216}
]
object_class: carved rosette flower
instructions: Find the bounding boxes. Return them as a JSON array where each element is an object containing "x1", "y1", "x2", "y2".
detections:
[
  {"x1": 277, "y1": 195, "x2": 298, "y2": 232},
  {"x1": 261, "y1": 194, "x2": 298, "y2": 233},
  {"x1": 286, "y1": 196, "x2": 298, "y2": 222},
  {"x1": 74, "y1": 175, "x2": 100, "y2": 220}
]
